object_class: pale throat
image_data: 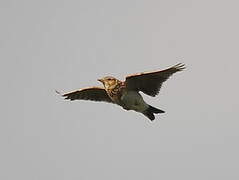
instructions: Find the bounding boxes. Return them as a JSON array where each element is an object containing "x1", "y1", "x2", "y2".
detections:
[{"x1": 105, "y1": 80, "x2": 119, "y2": 89}]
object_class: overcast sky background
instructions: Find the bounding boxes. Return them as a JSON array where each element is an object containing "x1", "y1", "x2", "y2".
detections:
[{"x1": 1, "y1": 0, "x2": 239, "y2": 179}]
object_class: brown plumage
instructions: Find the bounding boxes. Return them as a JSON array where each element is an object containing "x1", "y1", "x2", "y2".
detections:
[
  {"x1": 57, "y1": 63, "x2": 185, "y2": 121},
  {"x1": 125, "y1": 63, "x2": 185, "y2": 96},
  {"x1": 59, "y1": 87, "x2": 113, "y2": 103}
]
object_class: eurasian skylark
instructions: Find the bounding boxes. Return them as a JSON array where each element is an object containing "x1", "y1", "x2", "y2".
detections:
[{"x1": 57, "y1": 63, "x2": 185, "y2": 121}]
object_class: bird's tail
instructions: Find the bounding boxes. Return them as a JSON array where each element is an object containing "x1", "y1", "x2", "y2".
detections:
[{"x1": 143, "y1": 105, "x2": 165, "y2": 121}]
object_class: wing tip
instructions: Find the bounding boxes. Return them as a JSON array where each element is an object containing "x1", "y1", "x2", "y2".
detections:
[
  {"x1": 55, "y1": 90, "x2": 73, "y2": 100},
  {"x1": 55, "y1": 90, "x2": 61, "y2": 95},
  {"x1": 62, "y1": 93, "x2": 74, "y2": 101},
  {"x1": 173, "y1": 63, "x2": 186, "y2": 71}
]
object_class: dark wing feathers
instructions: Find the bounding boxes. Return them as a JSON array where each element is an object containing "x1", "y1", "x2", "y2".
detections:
[
  {"x1": 59, "y1": 87, "x2": 113, "y2": 103},
  {"x1": 125, "y1": 63, "x2": 185, "y2": 96}
]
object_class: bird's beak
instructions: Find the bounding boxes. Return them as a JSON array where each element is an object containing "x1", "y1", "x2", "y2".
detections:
[{"x1": 98, "y1": 79, "x2": 103, "y2": 83}]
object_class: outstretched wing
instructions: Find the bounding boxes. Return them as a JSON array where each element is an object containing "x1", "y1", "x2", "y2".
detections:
[
  {"x1": 125, "y1": 63, "x2": 185, "y2": 97},
  {"x1": 57, "y1": 87, "x2": 113, "y2": 103}
]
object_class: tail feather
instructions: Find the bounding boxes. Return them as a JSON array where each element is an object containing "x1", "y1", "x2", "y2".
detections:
[
  {"x1": 143, "y1": 105, "x2": 165, "y2": 121},
  {"x1": 143, "y1": 111, "x2": 155, "y2": 121},
  {"x1": 148, "y1": 105, "x2": 165, "y2": 114}
]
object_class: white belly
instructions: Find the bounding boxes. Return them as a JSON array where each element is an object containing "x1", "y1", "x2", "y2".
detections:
[{"x1": 121, "y1": 91, "x2": 149, "y2": 112}]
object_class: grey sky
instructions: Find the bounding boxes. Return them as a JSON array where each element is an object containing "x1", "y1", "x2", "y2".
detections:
[{"x1": 1, "y1": 0, "x2": 239, "y2": 179}]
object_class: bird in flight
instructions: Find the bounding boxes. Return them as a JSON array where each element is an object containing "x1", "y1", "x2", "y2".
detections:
[{"x1": 57, "y1": 63, "x2": 185, "y2": 121}]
